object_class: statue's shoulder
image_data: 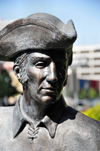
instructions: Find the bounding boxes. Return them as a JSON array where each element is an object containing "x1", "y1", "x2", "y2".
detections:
[
  {"x1": 0, "y1": 107, "x2": 14, "y2": 144},
  {"x1": 0, "y1": 106, "x2": 14, "y2": 114},
  {"x1": 60, "y1": 106, "x2": 100, "y2": 150},
  {"x1": 0, "y1": 106, "x2": 14, "y2": 125},
  {"x1": 76, "y1": 108, "x2": 100, "y2": 131},
  {"x1": 63, "y1": 105, "x2": 100, "y2": 134}
]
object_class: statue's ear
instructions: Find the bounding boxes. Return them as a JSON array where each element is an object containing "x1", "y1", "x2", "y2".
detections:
[{"x1": 13, "y1": 65, "x2": 20, "y2": 80}]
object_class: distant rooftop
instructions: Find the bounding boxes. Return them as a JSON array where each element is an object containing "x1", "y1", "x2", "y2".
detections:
[{"x1": 74, "y1": 45, "x2": 100, "y2": 51}]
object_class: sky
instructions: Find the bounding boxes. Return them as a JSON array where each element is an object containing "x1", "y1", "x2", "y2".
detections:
[{"x1": 0, "y1": 0, "x2": 100, "y2": 46}]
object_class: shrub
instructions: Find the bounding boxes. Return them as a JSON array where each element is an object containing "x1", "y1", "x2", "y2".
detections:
[{"x1": 82, "y1": 103, "x2": 100, "y2": 121}]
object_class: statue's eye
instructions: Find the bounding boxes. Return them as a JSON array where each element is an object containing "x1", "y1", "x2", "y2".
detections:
[{"x1": 35, "y1": 61, "x2": 46, "y2": 69}]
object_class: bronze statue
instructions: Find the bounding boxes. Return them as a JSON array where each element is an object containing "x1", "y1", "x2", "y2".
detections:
[{"x1": 0, "y1": 13, "x2": 100, "y2": 151}]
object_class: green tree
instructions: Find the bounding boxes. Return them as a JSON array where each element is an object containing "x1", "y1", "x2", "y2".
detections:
[
  {"x1": 0, "y1": 69, "x2": 18, "y2": 98},
  {"x1": 82, "y1": 103, "x2": 100, "y2": 121}
]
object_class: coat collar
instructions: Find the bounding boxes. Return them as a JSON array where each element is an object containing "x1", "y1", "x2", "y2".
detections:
[{"x1": 13, "y1": 94, "x2": 66, "y2": 138}]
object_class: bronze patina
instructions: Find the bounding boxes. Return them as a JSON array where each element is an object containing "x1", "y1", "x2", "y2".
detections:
[{"x1": 0, "y1": 13, "x2": 100, "y2": 151}]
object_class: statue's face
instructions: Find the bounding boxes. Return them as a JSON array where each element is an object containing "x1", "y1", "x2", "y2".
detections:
[{"x1": 25, "y1": 50, "x2": 68, "y2": 105}]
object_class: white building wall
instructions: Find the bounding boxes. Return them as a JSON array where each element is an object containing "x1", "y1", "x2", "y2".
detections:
[{"x1": 71, "y1": 45, "x2": 100, "y2": 81}]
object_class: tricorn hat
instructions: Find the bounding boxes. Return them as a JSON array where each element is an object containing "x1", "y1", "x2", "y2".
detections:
[{"x1": 0, "y1": 13, "x2": 77, "y2": 65}]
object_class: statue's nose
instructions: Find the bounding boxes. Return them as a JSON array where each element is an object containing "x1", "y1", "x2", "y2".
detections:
[{"x1": 46, "y1": 61, "x2": 58, "y2": 83}]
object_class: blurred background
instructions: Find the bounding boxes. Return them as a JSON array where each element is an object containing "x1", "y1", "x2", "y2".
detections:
[{"x1": 0, "y1": 0, "x2": 100, "y2": 121}]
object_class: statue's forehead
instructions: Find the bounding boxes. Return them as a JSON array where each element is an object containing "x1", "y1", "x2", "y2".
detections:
[{"x1": 27, "y1": 50, "x2": 68, "y2": 61}]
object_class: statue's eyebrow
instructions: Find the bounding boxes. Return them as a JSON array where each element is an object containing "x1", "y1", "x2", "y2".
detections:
[
  {"x1": 31, "y1": 57, "x2": 68, "y2": 63},
  {"x1": 31, "y1": 57, "x2": 51, "y2": 62}
]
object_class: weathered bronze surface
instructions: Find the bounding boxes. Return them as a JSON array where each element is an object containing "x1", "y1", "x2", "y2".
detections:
[{"x1": 0, "y1": 13, "x2": 100, "y2": 151}]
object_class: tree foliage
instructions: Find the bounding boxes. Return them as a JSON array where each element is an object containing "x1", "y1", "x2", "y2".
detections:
[
  {"x1": 82, "y1": 103, "x2": 100, "y2": 121},
  {"x1": 0, "y1": 69, "x2": 18, "y2": 98}
]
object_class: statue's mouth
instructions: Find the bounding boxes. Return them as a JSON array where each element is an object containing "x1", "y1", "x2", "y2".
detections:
[
  {"x1": 40, "y1": 87, "x2": 57, "y2": 95},
  {"x1": 43, "y1": 87, "x2": 56, "y2": 90}
]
